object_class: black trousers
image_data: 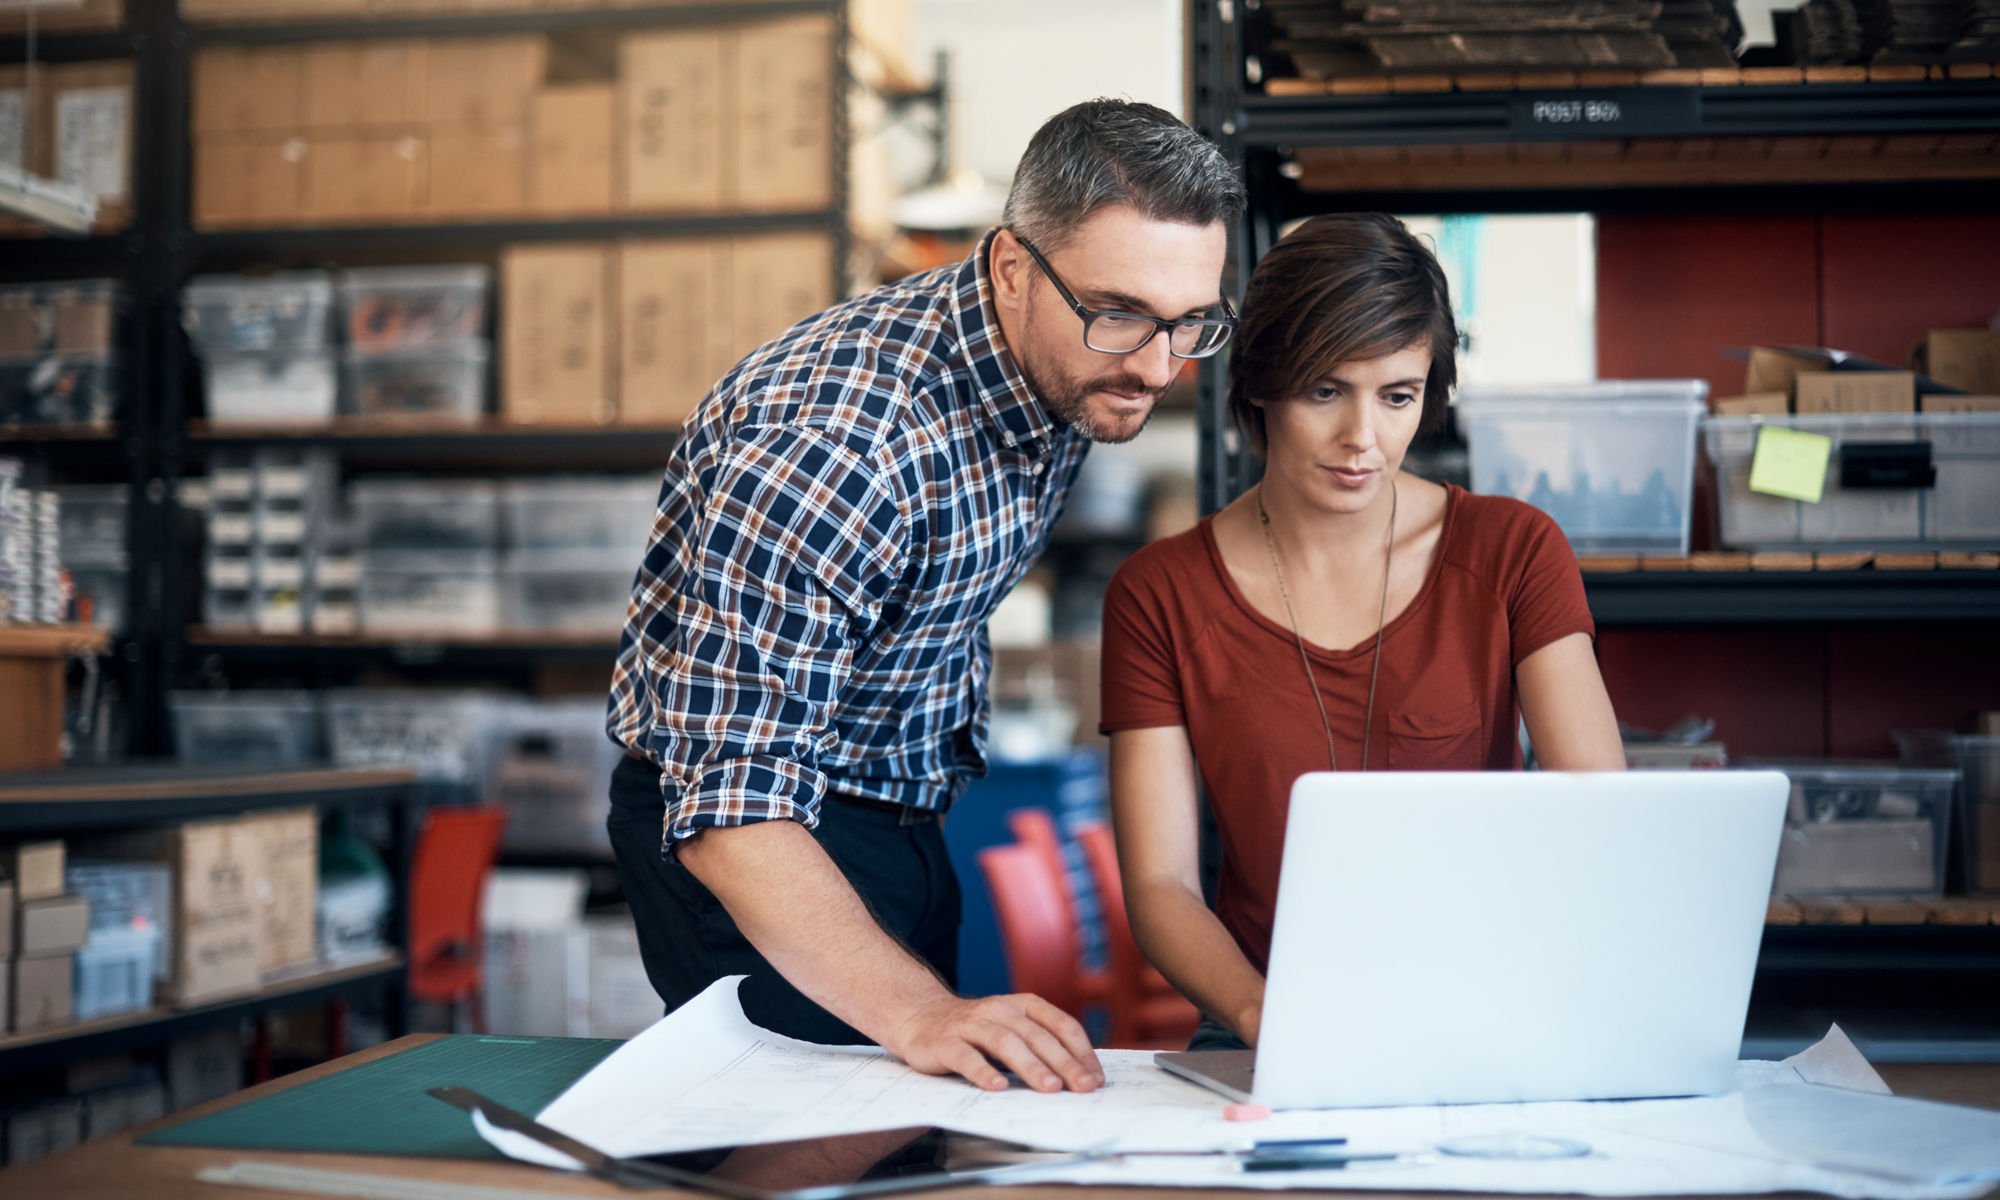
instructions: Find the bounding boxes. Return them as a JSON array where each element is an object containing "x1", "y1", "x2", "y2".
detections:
[{"x1": 607, "y1": 753, "x2": 962, "y2": 1044}]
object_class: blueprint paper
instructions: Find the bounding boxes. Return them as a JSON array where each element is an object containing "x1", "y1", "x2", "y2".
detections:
[{"x1": 478, "y1": 978, "x2": 1995, "y2": 1198}]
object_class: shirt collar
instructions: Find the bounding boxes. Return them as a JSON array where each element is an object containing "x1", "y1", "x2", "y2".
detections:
[{"x1": 953, "y1": 229, "x2": 1061, "y2": 451}]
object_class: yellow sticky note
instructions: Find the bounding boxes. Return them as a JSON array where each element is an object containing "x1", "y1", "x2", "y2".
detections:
[{"x1": 1749, "y1": 427, "x2": 1832, "y2": 504}]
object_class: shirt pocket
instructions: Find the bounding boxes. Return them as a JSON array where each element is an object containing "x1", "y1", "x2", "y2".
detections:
[{"x1": 1383, "y1": 700, "x2": 1486, "y2": 770}]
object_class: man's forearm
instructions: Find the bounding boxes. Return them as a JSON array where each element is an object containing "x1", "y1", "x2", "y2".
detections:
[{"x1": 676, "y1": 817, "x2": 953, "y2": 1044}]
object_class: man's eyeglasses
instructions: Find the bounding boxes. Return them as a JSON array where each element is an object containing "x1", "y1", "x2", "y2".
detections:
[{"x1": 1014, "y1": 233, "x2": 1235, "y2": 359}]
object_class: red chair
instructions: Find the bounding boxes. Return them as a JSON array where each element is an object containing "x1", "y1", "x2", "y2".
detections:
[
  {"x1": 1074, "y1": 822, "x2": 1202, "y2": 1048},
  {"x1": 408, "y1": 804, "x2": 510, "y2": 1033},
  {"x1": 977, "y1": 844, "x2": 1101, "y2": 1018},
  {"x1": 1005, "y1": 809, "x2": 1112, "y2": 1010}
]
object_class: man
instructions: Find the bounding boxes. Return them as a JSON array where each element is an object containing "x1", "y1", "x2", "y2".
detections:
[{"x1": 606, "y1": 98, "x2": 1242, "y2": 1094}]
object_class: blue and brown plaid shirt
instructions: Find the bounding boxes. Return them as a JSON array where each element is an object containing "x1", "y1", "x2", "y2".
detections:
[{"x1": 608, "y1": 234, "x2": 1088, "y2": 844}]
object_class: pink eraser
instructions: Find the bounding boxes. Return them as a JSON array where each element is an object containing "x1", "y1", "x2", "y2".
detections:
[{"x1": 1224, "y1": 1103, "x2": 1272, "y2": 1122}]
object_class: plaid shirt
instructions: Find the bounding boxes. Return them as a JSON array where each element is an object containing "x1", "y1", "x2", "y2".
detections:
[{"x1": 608, "y1": 234, "x2": 1089, "y2": 844}]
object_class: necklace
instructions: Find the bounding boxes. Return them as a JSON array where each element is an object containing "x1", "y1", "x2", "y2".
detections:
[{"x1": 1256, "y1": 478, "x2": 1397, "y2": 772}]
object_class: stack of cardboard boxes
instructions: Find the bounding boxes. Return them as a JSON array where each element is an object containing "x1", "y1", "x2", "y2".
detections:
[
  {"x1": 4, "y1": 841, "x2": 89, "y2": 1036},
  {"x1": 192, "y1": 16, "x2": 832, "y2": 227}
]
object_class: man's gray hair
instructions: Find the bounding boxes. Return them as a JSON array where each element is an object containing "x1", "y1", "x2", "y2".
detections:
[{"x1": 1002, "y1": 98, "x2": 1244, "y2": 251}]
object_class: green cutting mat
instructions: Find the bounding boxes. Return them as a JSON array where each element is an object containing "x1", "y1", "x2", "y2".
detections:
[{"x1": 140, "y1": 1035, "x2": 620, "y2": 1159}]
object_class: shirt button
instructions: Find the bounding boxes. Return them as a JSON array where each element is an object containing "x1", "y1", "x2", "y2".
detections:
[{"x1": 1030, "y1": 460, "x2": 1046, "y2": 476}]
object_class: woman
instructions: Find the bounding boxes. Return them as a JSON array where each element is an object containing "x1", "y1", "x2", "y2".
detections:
[{"x1": 1098, "y1": 214, "x2": 1625, "y2": 1052}]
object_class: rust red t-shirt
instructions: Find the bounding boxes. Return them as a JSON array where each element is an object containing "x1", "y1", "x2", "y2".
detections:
[{"x1": 1099, "y1": 483, "x2": 1595, "y2": 973}]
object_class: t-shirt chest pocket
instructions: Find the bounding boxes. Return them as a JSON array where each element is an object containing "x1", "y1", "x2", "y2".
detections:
[{"x1": 1383, "y1": 699, "x2": 1485, "y2": 770}]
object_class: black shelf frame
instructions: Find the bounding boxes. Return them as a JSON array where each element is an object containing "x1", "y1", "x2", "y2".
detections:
[
  {"x1": 1584, "y1": 571, "x2": 2000, "y2": 625},
  {"x1": 3, "y1": 0, "x2": 851, "y2": 753}
]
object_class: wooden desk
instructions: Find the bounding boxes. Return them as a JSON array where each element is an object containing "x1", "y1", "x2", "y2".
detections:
[{"x1": 8, "y1": 1035, "x2": 2000, "y2": 1199}]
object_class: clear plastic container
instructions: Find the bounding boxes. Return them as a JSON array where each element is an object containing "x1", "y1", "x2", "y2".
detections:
[
  {"x1": 70, "y1": 565, "x2": 128, "y2": 633},
  {"x1": 181, "y1": 272, "x2": 334, "y2": 356},
  {"x1": 1705, "y1": 412, "x2": 2000, "y2": 551},
  {"x1": 0, "y1": 279, "x2": 123, "y2": 356},
  {"x1": 342, "y1": 344, "x2": 488, "y2": 420},
  {"x1": 336, "y1": 265, "x2": 490, "y2": 353},
  {"x1": 350, "y1": 479, "x2": 499, "y2": 553},
  {"x1": 0, "y1": 353, "x2": 121, "y2": 425},
  {"x1": 326, "y1": 689, "x2": 514, "y2": 784},
  {"x1": 74, "y1": 925, "x2": 162, "y2": 1020},
  {"x1": 168, "y1": 690, "x2": 323, "y2": 766},
  {"x1": 359, "y1": 551, "x2": 502, "y2": 634},
  {"x1": 1894, "y1": 730, "x2": 2000, "y2": 893},
  {"x1": 500, "y1": 477, "x2": 658, "y2": 553},
  {"x1": 1763, "y1": 761, "x2": 1959, "y2": 895},
  {"x1": 66, "y1": 860, "x2": 173, "y2": 983},
  {"x1": 1457, "y1": 380, "x2": 1708, "y2": 555},
  {"x1": 485, "y1": 698, "x2": 627, "y2": 855},
  {"x1": 54, "y1": 484, "x2": 127, "y2": 565},
  {"x1": 501, "y1": 551, "x2": 632, "y2": 633},
  {"x1": 202, "y1": 353, "x2": 338, "y2": 424}
]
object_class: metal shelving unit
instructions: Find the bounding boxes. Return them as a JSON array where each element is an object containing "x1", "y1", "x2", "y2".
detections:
[{"x1": 1, "y1": 0, "x2": 850, "y2": 753}]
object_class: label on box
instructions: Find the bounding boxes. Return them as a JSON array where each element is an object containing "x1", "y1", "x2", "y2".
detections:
[
  {"x1": 56, "y1": 86, "x2": 130, "y2": 202},
  {"x1": 1749, "y1": 427, "x2": 1831, "y2": 504}
]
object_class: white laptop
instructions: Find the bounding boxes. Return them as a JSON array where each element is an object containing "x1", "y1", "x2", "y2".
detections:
[{"x1": 1157, "y1": 770, "x2": 1788, "y2": 1109}]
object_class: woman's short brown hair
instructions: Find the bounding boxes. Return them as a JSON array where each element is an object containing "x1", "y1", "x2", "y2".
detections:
[{"x1": 1227, "y1": 213, "x2": 1459, "y2": 457}]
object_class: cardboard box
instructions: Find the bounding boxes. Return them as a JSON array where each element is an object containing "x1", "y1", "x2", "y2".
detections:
[
  {"x1": 730, "y1": 232, "x2": 835, "y2": 359},
  {"x1": 303, "y1": 135, "x2": 426, "y2": 224},
  {"x1": 1744, "y1": 347, "x2": 1825, "y2": 399},
  {"x1": 19, "y1": 893, "x2": 91, "y2": 957},
  {"x1": 0, "y1": 66, "x2": 30, "y2": 175},
  {"x1": 617, "y1": 239, "x2": 728, "y2": 425},
  {"x1": 1712, "y1": 392, "x2": 1789, "y2": 417},
  {"x1": 1925, "y1": 330, "x2": 2000, "y2": 396},
  {"x1": 193, "y1": 47, "x2": 304, "y2": 136},
  {"x1": 733, "y1": 17, "x2": 835, "y2": 212},
  {"x1": 6, "y1": 840, "x2": 65, "y2": 901},
  {"x1": 426, "y1": 36, "x2": 546, "y2": 132},
  {"x1": 303, "y1": 40, "x2": 426, "y2": 132},
  {"x1": 618, "y1": 29, "x2": 726, "y2": 211},
  {"x1": 194, "y1": 136, "x2": 308, "y2": 229},
  {"x1": 13, "y1": 953, "x2": 74, "y2": 1033},
  {"x1": 427, "y1": 126, "x2": 527, "y2": 219},
  {"x1": 44, "y1": 61, "x2": 133, "y2": 216},
  {"x1": 94, "y1": 819, "x2": 262, "y2": 1006},
  {"x1": 0, "y1": 879, "x2": 12, "y2": 960},
  {"x1": 244, "y1": 808, "x2": 318, "y2": 975},
  {"x1": 501, "y1": 244, "x2": 614, "y2": 426},
  {"x1": 530, "y1": 85, "x2": 614, "y2": 215},
  {"x1": 1795, "y1": 370, "x2": 1916, "y2": 415}
]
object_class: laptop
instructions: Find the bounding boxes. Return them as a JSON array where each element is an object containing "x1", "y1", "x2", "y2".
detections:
[{"x1": 1157, "y1": 770, "x2": 1788, "y2": 1109}]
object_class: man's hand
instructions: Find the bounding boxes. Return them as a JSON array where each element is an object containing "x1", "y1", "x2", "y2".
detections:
[{"x1": 888, "y1": 993, "x2": 1104, "y2": 1093}]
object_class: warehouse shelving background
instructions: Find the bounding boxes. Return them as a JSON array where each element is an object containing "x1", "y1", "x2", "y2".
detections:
[{"x1": 0, "y1": 0, "x2": 852, "y2": 758}]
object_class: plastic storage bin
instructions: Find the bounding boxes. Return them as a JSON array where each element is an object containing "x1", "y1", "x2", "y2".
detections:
[
  {"x1": 181, "y1": 272, "x2": 334, "y2": 356},
  {"x1": 66, "y1": 859, "x2": 173, "y2": 982},
  {"x1": 337, "y1": 265, "x2": 490, "y2": 353},
  {"x1": 168, "y1": 690, "x2": 322, "y2": 766},
  {"x1": 485, "y1": 699, "x2": 627, "y2": 855},
  {"x1": 326, "y1": 689, "x2": 511, "y2": 784},
  {"x1": 1765, "y1": 761, "x2": 1959, "y2": 895},
  {"x1": 74, "y1": 925, "x2": 163, "y2": 1020},
  {"x1": 500, "y1": 477, "x2": 659, "y2": 552},
  {"x1": 0, "y1": 353, "x2": 121, "y2": 425},
  {"x1": 350, "y1": 479, "x2": 499, "y2": 553},
  {"x1": 1705, "y1": 412, "x2": 2000, "y2": 551},
  {"x1": 1894, "y1": 730, "x2": 2000, "y2": 893},
  {"x1": 0, "y1": 279, "x2": 123, "y2": 356},
  {"x1": 1458, "y1": 380, "x2": 1708, "y2": 555},
  {"x1": 342, "y1": 344, "x2": 488, "y2": 420},
  {"x1": 501, "y1": 551, "x2": 632, "y2": 632},
  {"x1": 201, "y1": 353, "x2": 337, "y2": 424},
  {"x1": 359, "y1": 552, "x2": 502, "y2": 634}
]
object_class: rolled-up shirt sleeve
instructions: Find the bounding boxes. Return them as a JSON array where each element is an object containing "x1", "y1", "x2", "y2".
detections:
[{"x1": 642, "y1": 423, "x2": 906, "y2": 843}]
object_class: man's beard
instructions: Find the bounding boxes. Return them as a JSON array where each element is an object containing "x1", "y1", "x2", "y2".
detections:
[{"x1": 1017, "y1": 353, "x2": 1167, "y2": 444}]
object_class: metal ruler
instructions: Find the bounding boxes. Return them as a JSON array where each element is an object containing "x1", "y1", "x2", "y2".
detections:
[{"x1": 197, "y1": 1160, "x2": 590, "y2": 1200}]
